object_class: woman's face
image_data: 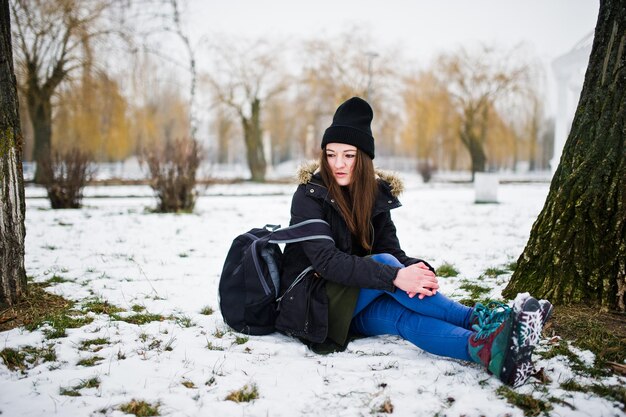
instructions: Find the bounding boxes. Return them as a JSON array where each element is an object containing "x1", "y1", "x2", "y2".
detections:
[{"x1": 325, "y1": 143, "x2": 357, "y2": 186}]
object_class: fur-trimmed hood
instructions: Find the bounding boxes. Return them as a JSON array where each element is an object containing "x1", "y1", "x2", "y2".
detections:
[{"x1": 295, "y1": 161, "x2": 404, "y2": 197}]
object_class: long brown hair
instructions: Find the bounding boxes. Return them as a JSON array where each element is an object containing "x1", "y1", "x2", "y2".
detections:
[{"x1": 320, "y1": 147, "x2": 378, "y2": 251}]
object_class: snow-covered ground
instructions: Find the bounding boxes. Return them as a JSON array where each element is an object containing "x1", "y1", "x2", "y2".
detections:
[{"x1": 1, "y1": 177, "x2": 624, "y2": 417}]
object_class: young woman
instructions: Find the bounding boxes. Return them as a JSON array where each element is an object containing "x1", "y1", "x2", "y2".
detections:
[{"x1": 276, "y1": 97, "x2": 552, "y2": 387}]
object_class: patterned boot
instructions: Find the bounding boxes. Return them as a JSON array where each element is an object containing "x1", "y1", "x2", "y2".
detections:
[
  {"x1": 468, "y1": 302, "x2": 515, "y2": 381},
  {"x1": 538, "y1": 299, "x2": 554, "y2": 325},
  {"x1": 468, "y1": 299, "x2": 545, "y2": 386},
  {"x1": 503, "y1": 296, "x2": 545, "y2": 386}
]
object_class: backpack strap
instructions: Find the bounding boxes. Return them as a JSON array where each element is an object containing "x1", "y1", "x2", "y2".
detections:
[
  {"x1": 268, "y1": 219, "x2": 334, "y2": 244},
  {"x1": 250, "y1": 219, "x2": 333, "y2": 298}
]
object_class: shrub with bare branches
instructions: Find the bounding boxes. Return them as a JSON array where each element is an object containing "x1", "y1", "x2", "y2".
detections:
[
  {"x1": 40, "y1": 148, "x2": 94, "y2": 209},
  {"x1": 417, "y1": 159, "x2": 436, "y2": 183},
  {"x1": 142, "y1": 138, "x2": 202, "y2": 213}
]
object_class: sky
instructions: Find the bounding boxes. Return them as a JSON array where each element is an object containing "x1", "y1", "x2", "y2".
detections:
[{"x1": 189, "y1": 0, "x2": 599, "y2": 65}]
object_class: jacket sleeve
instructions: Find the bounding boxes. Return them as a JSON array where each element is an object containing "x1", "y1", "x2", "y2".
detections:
[
  {"x1": 372, "y1": 211, "x2": 436, "y2": 273},
  {"x1": 289, "y1": 186, "x2": 398, "y2": 291}
]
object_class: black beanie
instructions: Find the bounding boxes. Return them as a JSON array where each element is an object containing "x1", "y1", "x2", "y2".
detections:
[{"x1": 321, "y1": 97, "x2": 375, "y2": 159}]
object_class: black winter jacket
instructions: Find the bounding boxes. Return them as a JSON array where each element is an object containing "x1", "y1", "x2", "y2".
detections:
[{"x1": 276, "y1": 162, "x2": 430, "y2": 345}]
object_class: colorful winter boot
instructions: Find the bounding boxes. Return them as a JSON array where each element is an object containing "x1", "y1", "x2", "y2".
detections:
[
  {"x1": 502, "y1": 296, "x2": 545, "y2": 387},
  {"x1": 468, "y1": 298, "x2": 546, "y2": 386},
  {"x1": 468, "y1": 302, "x2": 515, "y2": 380}
]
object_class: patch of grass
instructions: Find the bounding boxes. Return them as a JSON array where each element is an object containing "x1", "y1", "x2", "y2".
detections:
[
  {"x1": 0, "y1": 348, "x2": 27, "y2": 371},
  {"x1": 110, "y1": 313, "x2": 166, "y2": 325},
  {"x1": 178, "y1": 253, "x2": 189, "y2": 258},
  {"x1": 483, "y1": 267, "x2": 508, "y2": 277},
  {"x1": 60, "y1": 377, "x2": 101, "y2": 396},
  {"x1": 131, "y1": 304, "x2": 146, "y2": 313},
  {"x1": 206, "y1": 341, "x2": 224, "y2": 351},
  {"x1": 78, "y1": 337, "x2": 109, "y2": 352},
  {"x1": 548, "y1": 304, "x2": 626, "y2": 365},
  {"x1": 25, "y1": 312, "x2": 93, "y2": 339},
  {"x1": 213, "y1": 327, "x2": 226, "y2": 338},
  {"x1": 560, "y1": 378, "x2": 626, "y2": 408},
  {"x1": 182, "y1": 380, "x2": 196, "y2": 389},
  {"x1": 0, "y1": 283, "x2": 74, "y2": 333},
  {"x1": 45, "y1": 274, "x2": 71, "y2": 285},
  {"x1": 547, "y1": 396, "x2": 575, "y2": 411},
  {"x1": 174, "y1": 314, "x2": 195, "y2": 328},
  {"x1": 234, "y1": 336, "x2": 249, "y2": 345},
  {"x1": 458, "y1": 280, "x2": 491, "y2": 304},
  {"x1": 537, "y1": 340, "x2": 610, "y2": 378},
  {"x1": 77, "y1": 356, "x2": 104, "y2": 367},
  {"x1": 200, "y1": 306, "x2": 214, "y2": 315},
  {"x1": 118, "y1": 399, "x2": 160, "y2": 417},
  {"x1": 589, "y1": 384, "x2": 626, "y2": 408},
  {"x1": 506, "y1": 260, "x2": 518, "y2": 271},
  {"x1": 436, "y1": 263, "x2": 459, "y2": 278},
  {"x1": 82, "y1": 299, "x2": 125, "y2": 315},
  {"x1": 59, "y1": 387, "x2": 82, "y2": 397},
  {"x1": 496, "y1": 386, "x2": 552, "y2": 417},
  {"x1": 225, "y1": 383, "x2": 259, "y2": 403}
]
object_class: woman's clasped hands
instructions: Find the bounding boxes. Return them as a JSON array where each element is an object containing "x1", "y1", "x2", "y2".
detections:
[{"x1": 393, "y1": 262, "x2": 439, "y2": 299}]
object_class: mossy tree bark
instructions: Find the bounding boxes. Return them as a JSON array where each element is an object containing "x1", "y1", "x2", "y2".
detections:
[
  {"x1": 503, "y1": 0, "x2": 626, "y2": 311},
  {"x1": 0, "y1": 1, "x2": 27, "y2": 306}
]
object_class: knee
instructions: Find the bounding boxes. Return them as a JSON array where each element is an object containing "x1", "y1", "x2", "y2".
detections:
[{"x1": 371, "y1": 253, "x2": 404, "y2": 267}]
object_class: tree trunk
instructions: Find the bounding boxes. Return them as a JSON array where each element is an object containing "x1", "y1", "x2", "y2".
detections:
[
  {"x1": 28, "y1": 93, "x2": 53, "y2": 184},
  {"x1": 242, "y1": 98, "x2": 267, "y2": 182},
  {"x1": 503, "y1": 0, "x2": 626, "y2": 312},
  {"x1": 0, "y1": 1, "x2": 27, "y2": 307},
  {"x1": 460, "y1": 108, "x2": 487, "y2": 181}
]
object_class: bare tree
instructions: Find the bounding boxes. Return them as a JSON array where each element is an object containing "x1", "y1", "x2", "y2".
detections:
[
  {"x1": 297, "y1": 28, "x2": 400, "y2": 159},
  {"x1": 1, "y1": 1, "x2": 27, "y2": 306},
  {"x1": 165, "y1": 0, "x2": 197, "y2": 138},
  {"x1": 503, "y1": 0, "x2": 625, "y2": 311},
  {"x1": 401, "y1": 70, "x2": 460, "y2": 176},
  {"x1": 204, "y1": 38, "x2": 289, "y2": 182},
  {"x1": 10, "y1": 0, "x2": 127, "y2": 182},
  {"x1": 437, "y1": 45, "x2": 530, "y2": 180}
]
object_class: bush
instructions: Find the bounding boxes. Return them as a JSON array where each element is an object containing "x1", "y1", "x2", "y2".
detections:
[
  {"x1": 40, "y1": 148, "x2": 94, "y2": 209},
  {"x1": 417, "y1": 159, "x2": 436, "y2": 183},
  {"x1": 142, "y1": 138, "x2": 202, "y2": 213}
]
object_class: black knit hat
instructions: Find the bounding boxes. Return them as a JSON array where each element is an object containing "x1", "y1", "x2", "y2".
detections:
[{"x1": 321, "y1": 97, "x2": 375, "y2": 159}]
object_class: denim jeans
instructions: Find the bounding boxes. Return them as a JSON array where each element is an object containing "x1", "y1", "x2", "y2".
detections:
[{"x1": 350, "y1": 253, "x2": 474, "y2": 361}]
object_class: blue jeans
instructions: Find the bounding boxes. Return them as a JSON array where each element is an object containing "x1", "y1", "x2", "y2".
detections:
[{"x1": 350, "y1": 253, "x2": 474, "y2": 361}]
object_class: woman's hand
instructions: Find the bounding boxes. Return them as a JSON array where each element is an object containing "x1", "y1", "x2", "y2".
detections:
[{"x1": 393, "y1": 262, "x2": 439, "y2": 299}]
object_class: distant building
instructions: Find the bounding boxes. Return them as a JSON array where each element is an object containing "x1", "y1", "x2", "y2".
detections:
[{"x1": 551, "y1": 33, "x2": 594, "y2": 172}]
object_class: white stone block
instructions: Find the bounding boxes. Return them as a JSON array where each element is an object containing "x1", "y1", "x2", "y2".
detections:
[{"x1": 474, "y1": 173, "x2": 499, "y2": 203}]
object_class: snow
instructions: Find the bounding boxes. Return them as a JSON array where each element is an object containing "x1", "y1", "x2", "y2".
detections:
[{"x1": 2, "y1": 177, "x2": 624, "y2": 417}]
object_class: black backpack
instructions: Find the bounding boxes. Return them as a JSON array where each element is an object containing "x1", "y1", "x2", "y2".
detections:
[{"x1": 218, "y1": 219, "x2": 333, "y2": 335}]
